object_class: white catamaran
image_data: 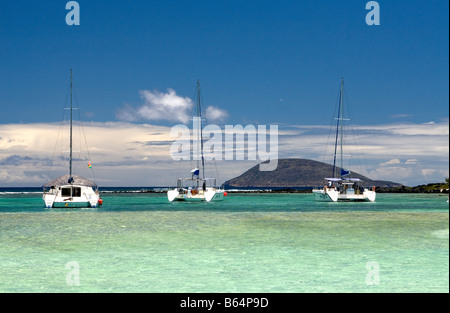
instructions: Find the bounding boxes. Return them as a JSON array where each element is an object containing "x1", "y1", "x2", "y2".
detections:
[
  {"x1": 43, "y1": 70, "x2": 102, "y2": 208},
  {"x1": 167, "y1": 80, "x2": 225, "y2": 202},
  {"x1": 312, "y1": 79, "x2": 376, "y2": 202}
]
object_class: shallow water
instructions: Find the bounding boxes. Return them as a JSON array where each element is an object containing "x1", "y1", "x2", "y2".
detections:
[{"x1": 0, "y1": 191, "x2": 448, "y2": 292}]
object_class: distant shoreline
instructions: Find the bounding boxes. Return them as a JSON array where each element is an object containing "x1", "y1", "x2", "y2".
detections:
[
  {"x1": 1, "y1": 184, "x2": 448, "y2": 194},
  {"x1": 220, "y1": 187, "x2": 449, "y2": 194}
]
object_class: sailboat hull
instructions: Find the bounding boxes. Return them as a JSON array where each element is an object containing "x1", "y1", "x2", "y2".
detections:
[
  {"x1": 312, "y1": 189, "x2": 338, "y2": 202},
  {"x1": 168, "y1": 188, "x2": 225, "y2": 202},
  {"x1": 313, "y1": 188, "x2": 376, "y2": 202},
  {"x1": 43, "y1": 184, "x2": 101, "y2": 208},
  {"x1": 52, "y1": 201, "x2": 91, "y2": 208}
]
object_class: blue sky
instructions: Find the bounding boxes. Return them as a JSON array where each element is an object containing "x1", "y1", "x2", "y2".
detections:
[{"x1": 0, "y1": 0, "x2": 448, "y2": 187}]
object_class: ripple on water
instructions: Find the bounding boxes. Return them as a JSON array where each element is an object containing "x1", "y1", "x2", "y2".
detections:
[{"x1": 432, "y1": 229, "x2": 449, "y2": 239}]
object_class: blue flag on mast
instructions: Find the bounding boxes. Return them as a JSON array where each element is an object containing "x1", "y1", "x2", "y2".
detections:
[
  {"x1": 191, "y1": 168, "x2": 200, "y2": 178},
  {"x1": 341, "y1": 168, "x2": 350, "y2": 176}
]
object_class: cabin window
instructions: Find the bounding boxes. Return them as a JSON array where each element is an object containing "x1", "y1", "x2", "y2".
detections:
[
  {"x1": 72, "y1": 187, "x2": 82, "y2": 197},
  {"x1": 61, "y1": 188, "x2": 71, "y2": 197},
  {"x1": 60, "y1": 187, "x2": 82, "y2": 197}
]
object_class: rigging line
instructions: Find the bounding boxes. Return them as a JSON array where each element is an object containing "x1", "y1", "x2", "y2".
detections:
[
  {"x1": 332, "y1": 80, "x2": 343, "y2": 178},
  {"x1": 68, "y1": 73, "x2": 97, "y2": 184},
  {"x1": 46, "y1": 109, "x2": 66, "y2": 181},
  {"x1": 343, "y1": 86, "x2": 366, "y2": 177},
  {"x1": 322, "y1": 85, "x2": 341, "y2": 165},
  {"x1": 197, "y1": 80, "x2": 206, "y2": 179},
  {"x1": 187, "y1": 81, "x2": 198, "y2": 177},
  {"x1": 69, "y1": 69, "x2": 74, "y2": 179},
  {"x1": 58, "y1": 74, "x2": 72, "y2": 177},
  {"x1": 213, "y1": 157, "x2": 220, "y2": 188},
  {"x1": 60, "y1": 100, "x2": 70, "y2": 175},
  {"x1": 173, "y1": 156, "x2": 183, "y2": 188},
  {"x1": 77, "y1": 108, "x2": 97, "y2": 183},
  {"x1": 196, "y1": 81, "x2": 220, "y2": 184}
]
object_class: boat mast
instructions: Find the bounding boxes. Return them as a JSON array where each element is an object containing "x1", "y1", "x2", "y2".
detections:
[
  {"x1": 332, "y1": 79, "x2": 344, "y2": 178},
  {"x1": 196, "y1": 80, "x2": 205, "y2": 180},
  {"x1": 339, "y1": 78, "x2": 344, "y2": 177},
  {"x1": 69, "y1": 69, "x2": 73, "y2": 182}
]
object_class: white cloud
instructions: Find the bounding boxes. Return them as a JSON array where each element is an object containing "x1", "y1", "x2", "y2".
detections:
[
  {"x1": 381, "y1": 158, "x2": 401, "y2": 166},
  {"x1": 116, "y1": 89, "x2": 194, "y2": 124},
  {"x1": 117, "y1": 88, "x2": 229, "y2": 125},
  {"x1": 278, "y1": 121, "x2": 449, "y2": 186},
  {"x1": 366, "y1": 167, "x2": 415, "y2": 184},
  {"x1": 421, "y1": 169, "x2": 438, "y2": 176},
  {"x1": 205, "y1": 106, "x2": 228, "y2": 122},
  {"x1": 405, "y1": 159, "x2": 418, "y2": 164},
  {"x1": 390, "y1": 114, "x2": 413, "y2": 119},
  {"x1": 0, "y1": 122, "x2": 176, "y2": 186},
  {"x1": 0, "y1": 120, "x2": 448, "y2": 187},
  {"x1": 115, "y1": 103, "x2": 138, "y2": 122},
  {"x1": 361, "y1": 122, "x2": 449, "y2": 136}
]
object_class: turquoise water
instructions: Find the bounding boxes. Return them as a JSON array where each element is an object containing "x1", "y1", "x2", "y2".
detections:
[{"x1": 0, "y1": 191, "x2": 448, "y2": 293}]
